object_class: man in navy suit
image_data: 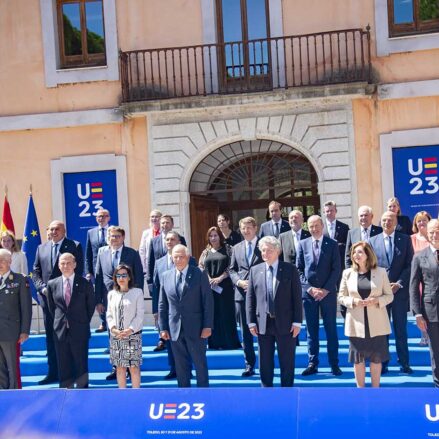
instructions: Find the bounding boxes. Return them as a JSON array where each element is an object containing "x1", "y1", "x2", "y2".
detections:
[
  {"x1": 47, "y1": 253, "x2": 95, "y2": 388},
  {"x1": 246, "y1": 236, "x2": 302, "y2": 387},
  {"x1": 33, "y1": 220, "x2": 84, "y2": 385},
  {"x1": 279, "y1": 210, "x2": 311, "y2": 264},
  {"x1": 410, "y1": 219, "x2": 439, "y2": 386},
  {"x1": 370, "y1": 211, "x2": 414, "y2": 374},
  {"x1": 322, "y1": 200, "x2": 350, "y2": 272},
  {"x1": 345, "y1": 205, "x2": 382, "y2": 268},
  {"x1": 95, "y1": 225, "x2": 143, "y2": 380},
  {"x1": 229, "y1": 216, "x2": 262, "y2": 377},
  {"x1": 85, "y1": 208, "x2": 111, "y2": 333},
  {"x1": 297, "y1": 215, "x2": 342, "y2": 376},
  {"x1": 159, "y1": 244, "x2": 213, "y2": 388},
  {"x1": 147, "y1": 215, "x2": 186, "y2": 352},
  {"x1": 258, "y1": 201, "x2": 290, "y2": 238},
  {"x1": 152, "y1": 231, "x2": 197, "y2": 379}
]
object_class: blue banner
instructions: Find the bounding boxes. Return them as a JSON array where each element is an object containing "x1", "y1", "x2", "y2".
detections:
[
  {"x1": 0, "y1": 388, "x2": 438, "y2": 438},
  {"x1": 63, "y1": 170, "x2": 119, "y2": 250},
  {"x1": 392, "y1": 145, "x2": 439, "y2": 220}
]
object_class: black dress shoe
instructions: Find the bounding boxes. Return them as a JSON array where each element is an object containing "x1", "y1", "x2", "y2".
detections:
[
  {"x1": 302, "y1": 364, "x2": 318, "y2": 376},
  {"x1": 400, "y1": 365, "x2": 413, "y2": 374},
  {"x1": 153, "y1": 340, "x2": 166, "y2": 352},
  {"x1": 106, "y1": 370, "x2": 117, "y2": 380},
  {"x1": 164, "y1": 371, "x2": 177, "y2": 380},
  {"x1": 95, "y1": 325, "x2": 107, "y2": 333},
  {"x1": 38, "y1": 376, "x2": 58, "y2": 385},
  {"x1": 331, "y1": 366, "x2": 343, "y2": 376},
  {"x1": 381, "y1": 366, "x2": 389, "y2": 375},
  {"x1": 241, "y1": 366, "x2": 255, "y2": 377}
]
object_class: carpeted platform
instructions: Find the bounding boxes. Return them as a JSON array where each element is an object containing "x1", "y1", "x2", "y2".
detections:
[{"x1": 20, "y1": 317, "x2": 434, "y2": 389}]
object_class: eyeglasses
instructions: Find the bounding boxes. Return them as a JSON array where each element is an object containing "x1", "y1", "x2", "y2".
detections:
[
  {"x1": 115, "y1": 273, "x2": 129, "y2": 279},
  {"x1": 97, "y1": 215, "x2": 109, "y2": 218}
]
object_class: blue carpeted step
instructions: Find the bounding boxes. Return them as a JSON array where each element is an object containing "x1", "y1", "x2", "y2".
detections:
[{"x1": 22, "y1": 318, "x2": 424, "y2": 352}]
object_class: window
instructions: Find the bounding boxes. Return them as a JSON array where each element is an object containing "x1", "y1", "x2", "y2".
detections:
[
  {"x1": 388, "y1": 0, "x2": 439, "y2": 37},
  {"x1": 57, "y1": 0, "x2": 106, "y2": 68}
]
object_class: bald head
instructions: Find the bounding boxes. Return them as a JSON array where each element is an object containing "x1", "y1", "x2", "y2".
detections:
[{"x1": 48, "y1": 220, "x2": 66, "y2": 243}]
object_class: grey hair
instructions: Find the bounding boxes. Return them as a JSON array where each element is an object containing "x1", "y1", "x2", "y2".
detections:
[
  {"x1": 0, "y1": 248, "x2": 12, "y2": 260},
  {"x1": 172, "y1": 244, "x2": 190, "y2": 256},
  {"x1": 358, "y1": 205, "x2": 373, "y2": 215},
  {"x1": 165, "y1": 231, "x2": 181, "y2": 241},
  {"x1": 258, "y1": 236, "x2": 281, "y2": 252},
  {"x1": 307, "y1": 215, "x2": 323, "y2": 226}
]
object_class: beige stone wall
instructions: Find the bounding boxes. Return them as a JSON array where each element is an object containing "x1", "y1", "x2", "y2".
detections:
[
  {"x1": 352, "y1": 95, "x2": 439, "y2": 220},
  {"x1": 0, "y1": 118, "x2": 150, "y2": 245}
]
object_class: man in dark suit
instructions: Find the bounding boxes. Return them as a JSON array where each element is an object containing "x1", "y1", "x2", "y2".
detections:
[
  {"x1": 297, "y1": 215, "x2": 342, "y2": 376},
  {"x1": 147, "y1": 215, "x2": 186, "y2": 352},
  {"x1": 33, "y1": 220, "x2": 84, "y2": 385},
  {"x1": 410, "y1": 219, "x2": 439, "y2": 387},
  {"x1": 279, "y1": 210, "x2": 311, "y2": 264},
  {"x1": 229, "y1": 216, "x2": 262, "y2": 377},
  {"x1": 322, "y1": 200, "x2": 350, "y2": 272},
  {"x1": 147, "y1": 215, "x2": 186, "y2": 288},
  {"x1": 258, "y1": 200, "x2": 290, "y2": 238},
  {"x1": 345, "y1": 205, "x2": 382, "y2": 268},
  {"x1": 246, "y1": 236, "x2": 302, "y2": 387},
  {"x1": 47, "y1": 253, "x2": 95, "y2": 388},
  {"x1": 0, "y1": 249, "x2": 32, "y2": 389},
  {"x1": 152, "y1": 231, "x2": 197, "y2": 379},
  {"x1": 159, "y1": 244, "x2": 213, "y2": 388},
  {"x1": 370, "y1": 211, "x2": 414, "y2": 374},
  {"x1": 95, "y1": 225, "x2": 143, "y2": 380},
  {"x1": 85, "y1": 208, "x2": 111, "y2": 333}
]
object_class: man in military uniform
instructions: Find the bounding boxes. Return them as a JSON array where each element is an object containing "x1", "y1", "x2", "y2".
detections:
[{"x1": 0, "y1": 249, "x2": 32, "y2": 389}]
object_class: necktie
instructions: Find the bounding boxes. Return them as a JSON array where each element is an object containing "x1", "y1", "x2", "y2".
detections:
[
  {"x1": 246, "y1": 241, "x2": 252, "y2": 265},
  {"x1": 168, "y1": 255, "x2": 173, "y2": 269},
  {"x1": 176, "y1": 271, "x2": 183, "y2": 299},
  {"x1": 274, "y1": 223, "x2": 280, "y2": 238},
  {"x1": 293, "y1": 232, "x2": 299, "y2": 253},
  {"x1": 100, "y1": 228, "x2": 106, "y2": 245},
  {"x1": 313, "y1": 240, "x2": 319, "y2": 264},
  {"x1": 52, "y1": 243, "x2": 59, "y2": 268},
  {"x1": 436, "y1": 250, "x2": 439, "y2": 264},
  {"x1": 0, "y1": 276, "x2": 3, "y2": 286},
  {"x1": 385, "y1": 236, "x2": 393, "y2": 265},
  {"x1": 112, "y1": 250, "x2": 119, "y2": 270},
  {"x1": 64, "y1": 279, "x2": 72, "y2": 307},
  {"x1": 330, "y1": 223, "x2": 335, "y2": 239},
  {"x1": 362, "y1": 228, "x2": 368, "y2": 242},
  {"x1": 267, "y1": 266, "x2": 275, "y2": 316}
]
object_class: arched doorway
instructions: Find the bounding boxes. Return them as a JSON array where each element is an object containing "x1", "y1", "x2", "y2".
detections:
[{"x1": 189, "y1": 139, "x2": 320, "y2": 258}]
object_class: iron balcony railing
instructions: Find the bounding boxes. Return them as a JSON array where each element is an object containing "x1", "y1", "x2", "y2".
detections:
[{"x1": 120, "y1": 26, "x2": 371, "y2": 103}]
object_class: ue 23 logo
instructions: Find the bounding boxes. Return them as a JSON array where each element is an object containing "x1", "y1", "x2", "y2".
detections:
[{"x1": 149, "y1": 403, "x2": 205, "y2": 420}]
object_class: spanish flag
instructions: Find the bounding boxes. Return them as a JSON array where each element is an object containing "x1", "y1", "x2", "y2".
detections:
[{"x1": 1, "y1": 192, "x2": 15, "y2": 234}]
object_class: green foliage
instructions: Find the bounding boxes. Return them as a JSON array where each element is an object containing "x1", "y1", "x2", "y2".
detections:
[{"x1": 419, "y1": 0, "x2": 439, "y2": 20}]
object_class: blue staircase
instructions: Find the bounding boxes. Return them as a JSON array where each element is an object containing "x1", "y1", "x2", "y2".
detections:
[{"x1": 21, "y1": 317, "x2": 434, "y2": 388}]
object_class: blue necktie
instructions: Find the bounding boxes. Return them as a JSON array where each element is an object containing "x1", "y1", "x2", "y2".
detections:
[
  {"x1": 176, "y1": 271, "x2": 183, "y2": 299},
  {"x1": 100, "y1": 228, "x2": 106, "y2": 245},
  {"x1": 274, "y1": 223, "x2": 280, "y2": 238},
  {"x1": 385, "y1": 236, "x2": 393, "y2": 265},
  {"x1": 246, "y1": 242, "x2": 252, "y2": 265},
  {"x1": 112, "y1": 250, "x2": 119, "y2": 270},
  {"x1": 52, "y1": 243, "x2": 59, "y2": 268}
]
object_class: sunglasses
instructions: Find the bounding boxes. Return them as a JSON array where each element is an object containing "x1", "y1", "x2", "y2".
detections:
[{"x1": 115, "y1": 273, "x2": 129, "y2": 279}]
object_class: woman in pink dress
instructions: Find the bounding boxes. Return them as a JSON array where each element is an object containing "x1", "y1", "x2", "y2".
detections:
[{"x1": 411, "y1": 210, "x2": 432, "y2": 345}]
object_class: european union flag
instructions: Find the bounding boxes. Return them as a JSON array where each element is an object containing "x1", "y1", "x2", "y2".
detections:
[{"x1": 22, "y1": 194, "x2": 41, "y2": 303}]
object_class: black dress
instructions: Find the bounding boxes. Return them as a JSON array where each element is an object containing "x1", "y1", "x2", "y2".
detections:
[
  {"x1": 203, "y1": 247, "x2": 241, "y2": 350},
  {"x1": 223, "y1": 230, "x2": 242, "y2": 247},
  {"x1": 348, "y1": 272, "x2": 389, "y2": 364}
]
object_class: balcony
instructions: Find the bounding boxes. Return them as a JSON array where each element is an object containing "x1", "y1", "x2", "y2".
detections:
[{"x1": 120, "y1": 27, "x2": 371, "y2": 104}]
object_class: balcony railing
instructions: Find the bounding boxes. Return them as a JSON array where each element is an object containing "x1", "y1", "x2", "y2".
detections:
[{"x1": 120, "y1": 27, "x2": 371, "y2": 103}]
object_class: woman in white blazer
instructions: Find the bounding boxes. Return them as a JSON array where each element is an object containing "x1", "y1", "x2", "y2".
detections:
[
  {"x1": 338, "y1": 241, "x2": 393, "y2": 387},
  {"x1": 107, "y1": 264, "x2": 145, "y2": 388}
]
